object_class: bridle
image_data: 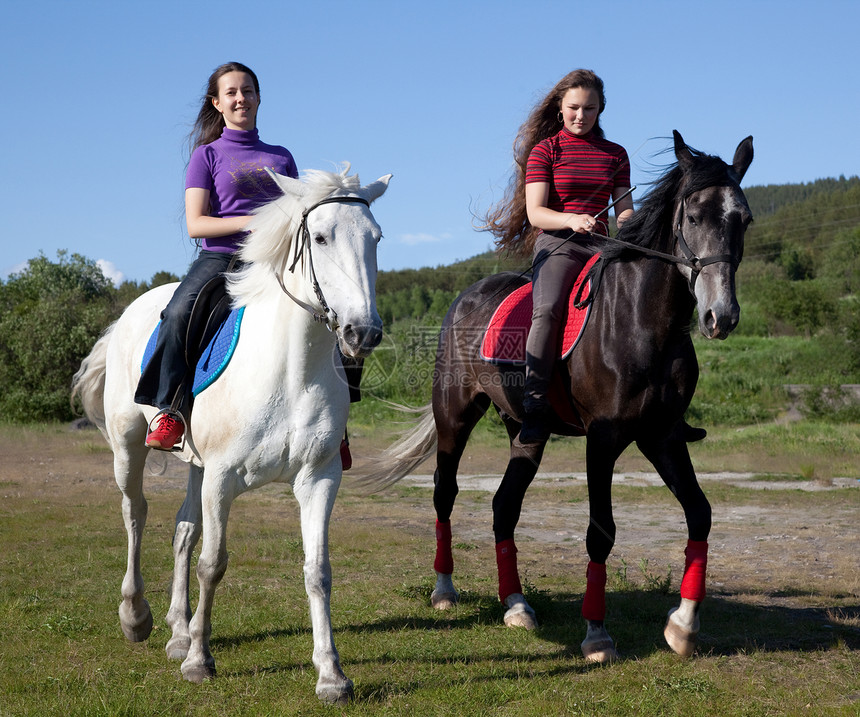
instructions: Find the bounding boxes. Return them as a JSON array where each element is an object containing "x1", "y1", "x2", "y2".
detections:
[
  {"x1": 574, "y1": 189, "x2": 743, "y2": 308},
  {"x1": 672, "y1": 196, "x2": 740, "y2": 293},
  {"x1": 275, "y1": 195, "x2": 370, "y2": 332}
]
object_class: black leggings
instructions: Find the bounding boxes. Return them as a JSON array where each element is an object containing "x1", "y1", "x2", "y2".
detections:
[{"x1": 135, "y1": 250, "x2": 236, "y2": 410}]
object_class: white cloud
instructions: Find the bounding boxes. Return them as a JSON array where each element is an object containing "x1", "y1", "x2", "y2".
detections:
[
  {"x1": 97, "y1": 259, "x2": 125, "y2": 287},
  {"x1": 1, "y1": 261, "x2": 29, "y2": 279},
  {"x1": 399, "y1": 232, "x2": 453, "y2": 246}
]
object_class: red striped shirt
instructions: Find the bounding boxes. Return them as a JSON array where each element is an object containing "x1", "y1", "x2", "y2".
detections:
[{"x1": 526, "y1": 129, "x2": 630, "y2": 216}]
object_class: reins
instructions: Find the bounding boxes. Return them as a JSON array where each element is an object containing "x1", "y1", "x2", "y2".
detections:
[
  {"x1": 573, "y1": 197, "x2": 740, "y2": 308},
  {"x1": 275, "y1": 195, "x2": 371, "y2": 332}
]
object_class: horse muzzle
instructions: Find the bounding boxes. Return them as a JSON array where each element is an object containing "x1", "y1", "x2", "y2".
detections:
[
  {"x1": 698, "y1": 297, "x2": 740, "y2": 340},
  {"x1": 338, "y1": 320, "x2": 383, "y2": 359}
]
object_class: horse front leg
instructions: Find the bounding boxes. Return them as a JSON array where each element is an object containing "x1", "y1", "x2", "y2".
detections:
[
  {"x1": 114, "y1": 444, "x2": 154, "y2": 643},
  {"x1": 181, "y1": 477, "x2": 231, "y2": 684},
  {"x1": 431, "y1": 393, "x2": 490, "y2": 610},
  {"x1": 492, "y1": 439, "x2": 545, "y2": 630},
  {"x1": 295, "y1": 470, "x2": 353, "y2": 705},
  {"x1": 580, "y1": 430, "x2": 623, "y2": 663},
  {"x1": 637, "y1": 432, "x2": 712, "y2": 657},
  {"x1": 166, "y1": 464, "x2": 203, "y2": 660}
]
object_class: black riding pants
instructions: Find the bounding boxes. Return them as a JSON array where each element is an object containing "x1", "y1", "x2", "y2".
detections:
[{"x1": 134, "y1": 250, "x2": 236, "y2": 411}]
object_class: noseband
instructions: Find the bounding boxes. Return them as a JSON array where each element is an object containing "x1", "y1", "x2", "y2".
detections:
[{"x1": 275, "y1": 195, "x2": 370, "y2": 332}]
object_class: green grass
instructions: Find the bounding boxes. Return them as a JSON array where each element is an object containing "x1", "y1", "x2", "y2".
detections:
[{"x1": 1, "y1": 424, "x2": 858, "y2": 716}]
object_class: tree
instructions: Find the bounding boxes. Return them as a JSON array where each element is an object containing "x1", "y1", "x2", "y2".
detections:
[{"x1": 0, "y1": 252, "x2": 120, "y2": 422}]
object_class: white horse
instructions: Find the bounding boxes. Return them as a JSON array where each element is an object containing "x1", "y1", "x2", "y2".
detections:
[{"x1": 72, "y1": 165, "x2": 391, "y2": 704}]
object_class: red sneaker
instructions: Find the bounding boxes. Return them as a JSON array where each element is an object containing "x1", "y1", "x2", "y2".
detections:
[{"x1": 146, "y1": 412, "x2": 184, "y2": 450}]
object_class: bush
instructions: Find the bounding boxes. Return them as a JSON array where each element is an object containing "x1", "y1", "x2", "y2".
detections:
[{"x1": 0, "y1": 252, "x2": 120, "y2": 422}]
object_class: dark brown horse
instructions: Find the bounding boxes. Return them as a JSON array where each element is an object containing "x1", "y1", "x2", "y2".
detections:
[{"x1": 360, "y1": 131, "x2": 753, "y2": 662}]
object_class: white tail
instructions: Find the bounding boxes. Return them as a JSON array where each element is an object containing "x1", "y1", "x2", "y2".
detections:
[
  {"x1": 70, "y1": 322, "x2": 115, "y2": 436},
  {"x1": 350, "y1": 403, "x2": 438, "y2": 493}
]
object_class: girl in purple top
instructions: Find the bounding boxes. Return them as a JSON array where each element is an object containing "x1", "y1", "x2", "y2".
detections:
[{"x1": 136, "y1": 62, "x2": 297, "y2": 450}]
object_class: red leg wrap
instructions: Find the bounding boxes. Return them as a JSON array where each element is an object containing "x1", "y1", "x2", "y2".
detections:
[
  {"x1": 680, "y1": 539, "x2": 708, "y2": 601},
  {"x1": 433, "y1": 520, "x2": 454, "y2": 574},
  {"x1": 581, "y1": 561, "x2": 607, "y2": 621},
  {"x1": 495, "y1": 539, "x2": 522, "y2": 602}
]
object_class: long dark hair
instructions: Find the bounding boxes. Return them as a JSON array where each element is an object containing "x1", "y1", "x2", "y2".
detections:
[
  {"x1": 485, "y1": 69, "x2": 607, "y2": 256},
  {"x1": 187, "y1": 62, "x2": 260, "y2": 153}
]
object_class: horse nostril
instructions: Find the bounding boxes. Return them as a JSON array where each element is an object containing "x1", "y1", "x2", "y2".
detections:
[
  {"x1": 704, "y1": 310, "x2": 717, "y2": 335},
  {"x1": 366, "y1": 325, "x2": 382, "y2": 349},
  {"x1": 341, "y1": 324, "x2": 382, "y2": 352}
]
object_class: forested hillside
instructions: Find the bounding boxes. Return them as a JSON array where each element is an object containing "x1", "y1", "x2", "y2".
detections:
[
  {"x1": 376, "y1": 176, "x2": 860, "y2": 325},
  {"x1": 1, "y1": 176, "x2": 858, "y2": 423}
]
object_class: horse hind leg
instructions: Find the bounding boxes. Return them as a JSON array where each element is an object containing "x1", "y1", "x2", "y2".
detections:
[
  {"x1": 431, "y1": 392, "x2": 491, "y2": 610},
  {"x1": 113, "y1": 438, "x2": 154, "y2": 642},
  {"x1": 165, "y1": 464, "x2": 203, "y2": 660}
]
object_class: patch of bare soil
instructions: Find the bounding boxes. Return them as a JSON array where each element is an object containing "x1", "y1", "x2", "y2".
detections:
[{"x1": 3, "y1": 425, "x2": 857, "y2": 614}]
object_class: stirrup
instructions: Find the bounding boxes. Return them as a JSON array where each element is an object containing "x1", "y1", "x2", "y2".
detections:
[{"x1": 146, "y1": 409, "x2": 188, "y2": 452}]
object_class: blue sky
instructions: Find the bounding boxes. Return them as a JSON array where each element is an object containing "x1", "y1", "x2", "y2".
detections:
[{"x1": 3, "y1": 0, "x2": 858, "y2": 285}]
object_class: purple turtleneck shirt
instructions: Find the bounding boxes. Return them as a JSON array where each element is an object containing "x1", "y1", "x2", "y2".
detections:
[{"x1": 185, "y1": 127, "x2": 298, "y2": 252}]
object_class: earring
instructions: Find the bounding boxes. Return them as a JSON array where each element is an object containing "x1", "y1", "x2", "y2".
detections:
[{"x1": 557, "y1": 111, "x2": 564, "y2": 123}]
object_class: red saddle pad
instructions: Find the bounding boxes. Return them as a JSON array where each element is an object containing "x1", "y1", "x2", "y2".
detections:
[{"x1": 481, "y1": 254, "x2": 600, "y2": 364}]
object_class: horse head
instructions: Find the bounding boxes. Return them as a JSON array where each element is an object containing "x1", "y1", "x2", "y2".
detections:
[
  {"x1": 235, "y1": 166, "x2": 392, "y2": 359},
  {"x1": 673, "y1": 131, "x2": 754, "y2": 339}
]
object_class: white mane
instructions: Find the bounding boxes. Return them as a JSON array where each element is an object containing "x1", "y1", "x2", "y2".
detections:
[{"x1": 227, "y1": 165, "x2": 363, "y2": 307}]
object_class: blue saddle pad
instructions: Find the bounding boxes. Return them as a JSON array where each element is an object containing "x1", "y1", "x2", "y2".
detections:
[{"x1": 141, "y1": 307, "x2": 245, "y2": 397}]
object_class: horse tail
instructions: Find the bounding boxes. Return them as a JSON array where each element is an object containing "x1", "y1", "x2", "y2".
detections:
[
  {"x1": 70, "y1": 322, "x2": 115, "y2": 435},
  {"x1": 351, "y1": 403, "x2": 437, "y2": 493}
]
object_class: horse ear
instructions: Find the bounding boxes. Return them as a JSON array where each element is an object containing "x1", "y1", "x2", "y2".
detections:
[
  {"x1": 360, "y1": 174, "x2": 393, "y2": 204},
  {"x1": 673, "y1": 130, "x2": 694, "y2": 170},
  {"x1": 265, "y1": 168, "x2": 307, "y2": 198},
  {"x1": 731, "y1": 136, "x2": 754, "y2": 182}
]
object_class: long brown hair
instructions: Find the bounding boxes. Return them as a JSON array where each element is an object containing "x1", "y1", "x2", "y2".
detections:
[
  {"x1": 485, "y1": 69, "x2": 607, "y2": 256},
  {"x1": 187, "y1": 62, "x2": 261, "y2": 153}
]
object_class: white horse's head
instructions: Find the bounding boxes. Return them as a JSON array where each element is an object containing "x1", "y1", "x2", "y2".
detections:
[{"x1": 230, "y1": 165, "x2": 391, "y2": 358}]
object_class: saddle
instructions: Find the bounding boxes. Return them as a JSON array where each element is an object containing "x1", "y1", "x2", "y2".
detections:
[
  {"x1": 141, "y1": 273, "x2": 363, "y2": 406},
  {"x1": 480, "y1": 254, "x2": 601, "y2": 436},
  {"x1": 480, "y1": 253, "x2": 600, "y2": 364},
  {"x1": 141, "y1": 274, "x2": 244, "y2": 399}
]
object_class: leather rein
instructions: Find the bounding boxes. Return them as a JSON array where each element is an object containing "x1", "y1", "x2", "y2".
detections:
[
  {"x1": 574, "y1": 197, "x2": 740, "y2": 309},
  {"x1": 274, "y1": 195, "x2": 370, "y2": 332}
]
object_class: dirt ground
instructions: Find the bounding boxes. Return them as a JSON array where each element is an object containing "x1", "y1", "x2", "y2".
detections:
[{"x1": 2, "y1": 425, "x2": 858, "y2": 613}]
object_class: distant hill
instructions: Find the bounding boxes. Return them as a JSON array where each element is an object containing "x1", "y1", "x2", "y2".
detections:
[
  {"x1": 744, "y1": 176, "x2": 859, "y2": 219},
  {"x1": 376, "y1": 176, "x2": 860, "y2": 323},
  {"x1": 743, "y1": 176, "x2": 860, "y2": 267}
]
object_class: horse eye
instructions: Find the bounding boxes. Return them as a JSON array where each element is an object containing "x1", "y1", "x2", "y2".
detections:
[
  {"x1": 313, "y1": 235, "x2": 327, "y2": 245},
  {"x1": 687, "y1": 215, "x2": 698, "y2": 226}
]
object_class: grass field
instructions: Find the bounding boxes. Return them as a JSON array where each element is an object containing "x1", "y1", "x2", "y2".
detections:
[{"x1": 0, "y1": 424, "x2": 857, "y2": 716}]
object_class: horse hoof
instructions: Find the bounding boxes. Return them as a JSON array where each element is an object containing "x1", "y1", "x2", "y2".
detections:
[
  {"x1": 431, "y1": 590, "x2": 459, "y2": 610},
  {"x1": 431, "y1": 573, "x2": 459, "y2": 610},
  {"x1": 119, "y1": 600, "x2": 153, "y2": 642},
  {"x1": 503, "y1": 595, "x2": 538, "y2": 630},
  {"x1": 165, "y1": 636, "x2": 190, "y2": 661},
  {"x1": 316, "y1": 677, "x2": 355, "y2": 705},
  {"x1": 581, "y1": 637, "x2": 619, "y2": 664},
  {"x1": 664, "y1": 607, "x2": 698, "y2": 657},
  {"x1": 181, "y1": 658, "x2": 216, "y2": 683}
]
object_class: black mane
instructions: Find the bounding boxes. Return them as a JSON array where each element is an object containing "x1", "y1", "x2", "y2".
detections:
[{"x1": 596, "y1": 146, "x2": 738, "y2": 264}]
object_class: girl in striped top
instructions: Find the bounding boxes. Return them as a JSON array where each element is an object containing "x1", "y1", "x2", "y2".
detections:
[{"x1": 485, "y1": 69, "x2": 634, "y2": 445}]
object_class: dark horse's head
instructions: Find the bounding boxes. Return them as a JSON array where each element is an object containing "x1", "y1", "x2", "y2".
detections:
[{"x1": 615, "y1": 131, "x2": 754, "y2": 339}]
